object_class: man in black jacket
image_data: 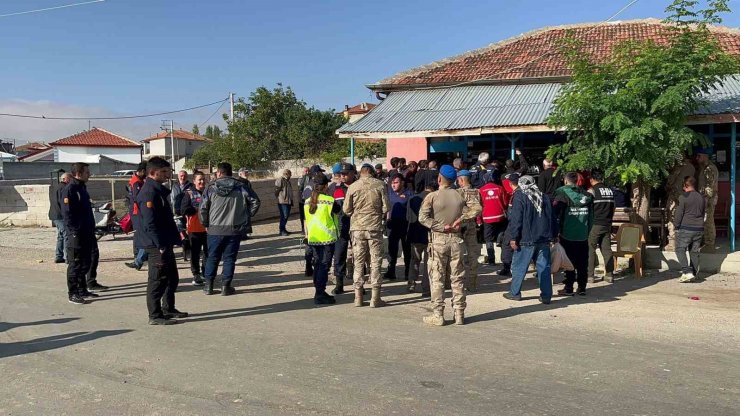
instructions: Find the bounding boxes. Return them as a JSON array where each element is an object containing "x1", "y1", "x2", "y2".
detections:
[
  {"x1": 587, "y1": 171, "x2": 615, "y2": 283},
  {"x1": 62, "y1": 163, "x2": 100, "y2": 304},
  {"x1": 537, "y1": 158, "x2": 562, "y2": 199},
  {"x1": 674, "y1": 176, "x2": 705, "y2": 283},
  {"x1": 50, "y1": 172, "x2": 72, "y2": 263},
  {"x1": 136, "y1": 157, "x2": 187, "y2": 325}
]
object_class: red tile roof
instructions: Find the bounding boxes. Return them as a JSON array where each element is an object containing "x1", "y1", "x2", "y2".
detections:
[
  {"x1": 16, "y1": 142, "x2": 51, "y2": 152},
  {"x1": 50, "y1": 128, "x2": 141, "y2": 148},
  {"x1": 343, "y1": 102, "x2": 377, "y2": 115},
  {"x1": 372, "y1": 19, "x2": 740, "y2": 90},
  {"x1": 141, "y1": 129, "x2": 209, "y2": 143}
]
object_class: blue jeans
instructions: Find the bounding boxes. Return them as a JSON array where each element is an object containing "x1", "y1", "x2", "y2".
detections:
[
  {"x1": 134, "y1": 248, "x2": 148, "y2": 268},
  {"x1": 311, "y1": 244, "x2": 335, "y2": 296},
  {"x1": 205, "y1": 235, "x2": 241, "y2": 284},
  {"x1": 510, "y1": 242, "x2": 552, "y2": 301},
  {"x1": 278, "y1": 204, "x2": 291, "y2": 233},
  {"x1": 53, "y1": 220, "x2": 67, "y2": 261}
]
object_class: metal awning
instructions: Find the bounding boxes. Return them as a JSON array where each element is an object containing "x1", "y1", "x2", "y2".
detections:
[{"x1": 337, "y1": 76, "x2": 740, "y2": 138}]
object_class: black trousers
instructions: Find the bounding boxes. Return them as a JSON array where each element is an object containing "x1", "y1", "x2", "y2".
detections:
[
  {"x1": 387, "y1": 223, "x2": 411, "y2": 277},
  {"x1": 66, "y1": 237, "x2": 94, "y2": 296},
  {"x1": 500, "y1": 229, "x2": 513, "y2": 267},
  {"x1": 561, "y1": 238, "x2": 589, "y2": 291},
  {"x1": 86, "y1": 238, "x2": 100, "y2": 286},
  {"x1": 146, "y1": 247, "x2": 179, "y2": 319},
  {"x1": 483, "y1": 221, "x2": 506, "y2": 263},
  {"x1": 333, "y1": 236, "x2": 349, "y2": 281},
  {"x1": 311, "y1": 244, "x2": 335, "y2": 296},
  {"x1": 189, "y1": 232, "x2": 208, "y2": 277},
  {"x1": 588, "y1": 224, "x2": 614, "y2": 277}
]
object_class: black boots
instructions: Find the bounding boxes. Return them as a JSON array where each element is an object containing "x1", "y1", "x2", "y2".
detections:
[
  {"x1": 203, "y1": 280, "x2": 214, "y2": 295},
  {"x1": 222, "y1": 281, "x2": 235, "y2": 296},
  {"x1": 486, "y1": 247, "x2": 496, "y2": 265},
  {"x1": 332, "y1": 276, "x2": 345, "y2": 295}
]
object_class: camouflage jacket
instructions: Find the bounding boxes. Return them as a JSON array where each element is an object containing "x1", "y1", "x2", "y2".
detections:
[{"x1": 343, "y1": 175, "x2": 390, "y2": 232}]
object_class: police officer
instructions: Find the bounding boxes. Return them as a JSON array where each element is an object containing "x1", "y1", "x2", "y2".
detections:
[
  {"x1": 137, "y1": 157, "x2": 187, "y2": 325},
  {"x1": 343, "y1": 164, "x2": 390, "y2": 308},
  {"x1": 304, "y1": 174, "x2": 341, "y2": 305},
  {"x1": 666, "y1": 155, "x2": 695, "y2": 249},
  {"x1": 329, "y1": 162, "x2": 355, "y2": 295},
  {"x1": 62, "y1": 162, "x2": 100, "y2": 304},
  {"x1": 455, "y1": 170, "x2": 483, "y2": 292},
  {"x1": 696, "y1": 149, "x2": 719, "y2": 251},
  {"x1": 419, "y1": 165, "x2": 479, "y2": 326}
]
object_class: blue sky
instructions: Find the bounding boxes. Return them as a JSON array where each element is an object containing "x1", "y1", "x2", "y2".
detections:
[{"x1": 1, "y1": 0, "x2": 738, "y2": 142}]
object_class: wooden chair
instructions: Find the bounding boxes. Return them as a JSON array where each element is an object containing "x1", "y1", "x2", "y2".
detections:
[
  {"x1": 611, "y1": 207, "x2": 632, "y2": 238},
  {"x1": 613, "y1": 223, "x2": 645, "y2": 279},
  {"x1": 648, "y1": 207, "x2": 667, "y2": 249},
  {"x1": 714, "y1": 199, "x2": 730, "y2": 237}
]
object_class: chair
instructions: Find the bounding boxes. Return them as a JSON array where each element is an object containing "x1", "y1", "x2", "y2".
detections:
[
  {"x1": 613, "y1": 223, "x2": 645, "y2": 279},
  {"x1": 648, "y1": 207, "x2": 667, "y2": 249},
  {"x1": 714, "y1": 199, "x2": 730, "y2": 237},
  {"x1": 611, "y1": 207, "x2": 632, "y2": 238}
]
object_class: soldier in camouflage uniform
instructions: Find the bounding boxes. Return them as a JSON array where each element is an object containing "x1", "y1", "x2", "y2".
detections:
[
  {"x1": 343, "y1": 164, "x2": 391, "y2": 307},
  {"x1": 418, "y1": 165, "x2": 480, "y2": 326},
  {"x1": 665, "y1": 156, "x2": 696, "y2": 249},
  {"x1": 455, "y1": 170, "x2": 483, "y2": 292},
  {"x1": 696, "y1": 150, "x2": 719, "y2": 250}
]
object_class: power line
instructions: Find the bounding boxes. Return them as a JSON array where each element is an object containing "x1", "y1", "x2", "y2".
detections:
[
  {"x1": 414, "y1": 0, "x2": 642, "y2": 91},
  {"x1": 0, "y1": 0, "x2": 105, "y2": 19},
  {"x1": 198, "y1": 99, "x2": 228, "y2": 129},
  {"x1": 0, "y1": 97, "x2": 229, "y2": 121}
]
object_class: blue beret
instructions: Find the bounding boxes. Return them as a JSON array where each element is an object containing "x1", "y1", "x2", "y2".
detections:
[
  {"x1": 458, "y1": 169, "x2": 471, "y2": 177},
  {"x1": 332, "y1": 162, "x2": 342, "y2": 175},
  {"x1": 440, "y1": 165, "x2": 457, "y2": 181}
]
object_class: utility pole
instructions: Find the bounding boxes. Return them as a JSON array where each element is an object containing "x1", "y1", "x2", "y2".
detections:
[
  {"x1": 229, "y1": 92, "x2": 235, "y2": 122},
  {"x1": 161, "y1": 119, "x2": 175, "y2": 165}
]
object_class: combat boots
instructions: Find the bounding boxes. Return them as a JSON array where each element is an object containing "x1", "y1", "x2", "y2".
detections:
[
  {"x1": 354, "y1": 289, "x2": 364, "y2": 307},
  {"x1": 423, "y1": 312, "x2": 445, "y2": 326},
  {"x1": 222, "y1": 281, "x2": 235, "y2": 296},
  {"x1": 203, "y1": 280, "x2": 214, "y2": 295},
  {"x1": 370, "y1": 288, "x2": 386, "y2": 308},
  {"x1": 454, "y1": 310, "x2": 465, "y2": 325},
  {"x1": 332, "y1": 276, "x2": 345, "y2": 295}
]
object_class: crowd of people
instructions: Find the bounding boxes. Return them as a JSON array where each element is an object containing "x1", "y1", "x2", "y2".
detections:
[{"x1": 49, "y1": 147, "x2": 718, "y2": 326}]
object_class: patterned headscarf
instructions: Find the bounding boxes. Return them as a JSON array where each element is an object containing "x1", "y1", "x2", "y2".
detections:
[{"x1": 518, "y1": 175, "x2": 544, "y2": 215}]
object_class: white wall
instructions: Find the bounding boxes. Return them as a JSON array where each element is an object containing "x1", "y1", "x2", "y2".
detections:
[
  {"x1": 144, "y1": 138, "x2": 205, "y2": 159},
  {"x1": 55, "y1": 146, "x2": 141, "y2": 164}
]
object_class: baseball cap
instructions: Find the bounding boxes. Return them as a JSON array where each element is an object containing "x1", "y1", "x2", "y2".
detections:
[
  {"x1": 440, "y1": 165, "x2": 457, "y2": 181},
  {"x1": 374, "y1": 163, "x2": 383, "y2": 170},
  {"x1": 332, "y1": 162, "x2": 342, "y2": 175},
  {"x1": 309, "y1": 165, "x2": 325, "y2": 175},
  {"x1": 507, "y1": 172, "x2": 520, "y2": 185},
  {"x1": 458, "y1": 169, "x2": 471, "y2": 177},
  {"x1": 695, "y1": 147, "x2": 713, "y2": 155},
  {"x1": 339, "y1": 162, "x2": 356, "y2": 174},
  {"x1": 313, "y1": 174, "x2": 330, "y2": 186}
]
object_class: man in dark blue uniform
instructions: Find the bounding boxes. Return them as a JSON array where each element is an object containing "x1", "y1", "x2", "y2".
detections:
[
  {"x1": 136, "y1": 157, "x2": 187, "y2": 325},
  {"x1": 61, "y1": 163, "x2": 99, "y2": 304}
]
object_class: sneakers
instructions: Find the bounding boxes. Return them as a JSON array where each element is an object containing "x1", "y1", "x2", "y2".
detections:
[
  {"x1": 407, "y1": 283, "x2": 416, "y2": 293},
  {"x1": 423, "y1": 313, "x2": 445, "y2": 326},
  {"x1": 314, "y1": 292, "x2": 336, "y2": 305},
  {"x1": 557, "y1": 288, "x2": 575, "y2": 297},
  {"x1": 68, "y1": 294, "x2": 86, "y2": 305},
  {"x1": 54, "y1": 258, "x2": 66, "y2": 264},
  {"x1": 539, "y1": 296, "x2": 551, "y2": 305},
  {"x1": 80, "y1": 290, "x2": 99, "y2": 298},
  {"x1": 502, "y1": 292, "x2": 521, "y2": 301},
  {"x1": 678, "y1": 273, "x2": 696, "y2": 283},
  {"x1": 87, "y1": 283, "x2": 109, "y2": 292},
  {"x1": 604, "y1": 273, "x2": 614, "y2": 283},
  {"x1": 192, "y1": 275, "x2": 205, "y2": 287},
  {"x1": 125, "y1": 262, "x2": 142, "y2": 271},
  {"x1": 148, "y1": 317, "x2": 176, "y2": 325},
  {"x1": 497, "y1": 268, "x2": 511, "y2": 277},
  {"x1": 164, "y1": 309, "x2": 188, "y2": 319},
  {"x1": 577, "y1": 288, "x2": 586, "y2": 296},
  {"x1": 279, "y1": 231, "x2": 290, "y2": 237}
]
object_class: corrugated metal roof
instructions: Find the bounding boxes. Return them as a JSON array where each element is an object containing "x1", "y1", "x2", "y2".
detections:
[{"x1": 338, "y1": 77, "x2": 740, "y2": 135}]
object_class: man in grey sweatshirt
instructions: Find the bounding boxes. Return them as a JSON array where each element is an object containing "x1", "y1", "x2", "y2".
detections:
[{"x1": 673, "y1": 176, "x2": 705, "y2": 283}]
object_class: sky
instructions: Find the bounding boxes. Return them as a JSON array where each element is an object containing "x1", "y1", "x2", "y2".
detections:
[{"x1": 0, "y1": 0, "x2": 738, "y2": 144}]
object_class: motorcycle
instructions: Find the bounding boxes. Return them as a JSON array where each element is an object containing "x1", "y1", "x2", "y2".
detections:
[{"x1": 94, "y1": 201, "x2": 123, "y2": 240}]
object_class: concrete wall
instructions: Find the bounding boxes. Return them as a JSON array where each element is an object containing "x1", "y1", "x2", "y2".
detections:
[
  {"x1": 1, "y1": 159, "x2": 139, "y2": 180},
  {"x1": 55, "y1": 146, "x2": 142, "y2": 164},
  {"x1": 385, "y1": 138, "x2": 428, "y2": 168},
  {"x1": 145, "y1": 138, "x2": 205, "y2": 160},
  {"x1": 0, "y1": 183, "x2": 51, "y2": 227}
]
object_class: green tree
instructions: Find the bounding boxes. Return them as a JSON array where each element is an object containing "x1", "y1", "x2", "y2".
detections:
[
  {"x1": 191, "y1": 124, "x2": 200, "y2": 135},
  {"x1": 546, "y1": 0, "x2": 738, "y2": 227}
]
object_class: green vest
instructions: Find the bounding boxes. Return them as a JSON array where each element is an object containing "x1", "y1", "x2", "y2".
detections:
[{"x1": 304, "y1": 194, "x2": 338, "y2": 245}]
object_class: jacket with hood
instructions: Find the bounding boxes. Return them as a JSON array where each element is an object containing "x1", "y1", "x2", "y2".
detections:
[
  {"x1": 553, "y1": 185, "x2": 593, "y2": 241},
  {"x1": 200, "y1": 176, "x2": 260, "y2": 236}
]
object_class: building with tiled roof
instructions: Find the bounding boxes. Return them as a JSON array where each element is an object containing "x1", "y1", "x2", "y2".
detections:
[
  {"x1": 340, "y1": 102, "x2": 377, "y2": 123},
  {"x1": 141, "y1": 129, "x2": 209, "y2": 161},
  {"x1": 49, "y1": 127, "x2": 142, "y2": 164}
]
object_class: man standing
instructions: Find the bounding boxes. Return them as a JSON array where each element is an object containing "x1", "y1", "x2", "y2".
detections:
[
  {"x1": 137, "y1": 157, "x2": 187, "y2": 325},
  {"x1": 297, "y1": 166, "x2": 311, "y2": 232},
  {"x1": 330, "y1": 163, "x2": 355, "y2": 295},
  {"x1": 502, "y1": 175, "x2": 555, "y2": 304},
  {"x1": 49, "y1": 172, "x2": 72, "y2": 263},
  {"x1": 455, "y1": 170, "x2": 483, "y2": 292},
  {"x1": 696, "y1": 149, "x2": 719, "y2": 251},
  {"x1": 275, "y1": 169, "x2": 294, "y2": 236},
  {"x1": 200, "y1": 163, "x2": 260, "y2": 296},
  {"x1": 674, "y1": 176, "x2": 705, "y2": 283},
  {"x1": 343, "y1": 164, "x2": 390, "y2": 308},
  {"x1": 181, "y1": 171, "x2": 208, "y2": 287},
  {"x1": 554, "y1": 172, "x2": 593, "y2": 296},
  {"x1": 416, "y1": 160, "x2": 439, "y2": 193},
  {"x1": 537, "y1": 159, "x2": 562, "y2": 199},
  {"x1": 125, "y1": 162, "x2": 148, "y2": 271},
  {"x1": 406, "y1": 185, "x2": 432, "y2": 295},
  {"x1": 419, "y1": 165, "x2": 479, "y2": 326},
  {"x1": 498, "y1": 173, "x2": 521, "y2": 276},
  {"x1": 470, "y1": 152, "x2": 491, "y2": 189},
  {"x1": 665, "y1": 155, "x2": 696, "y2": 249},
  {"x1": 62, "y1": 163, "x2": 98, "y2": 304},
  {"x1": 171, "y1": 170, "x2": 193, "y2": 260},
  {"x1": 479, "y1": 174, "x2": 508, "y2": 266},
  {"x1": 587, "y1": 171, "x2": 615, "y2": 283},
  {"x1": 236, "y1": 168, "x2": 255, "y2": 239},
  {"x1": 385, "y1": 174, "x2": 412, "y2": 281}
]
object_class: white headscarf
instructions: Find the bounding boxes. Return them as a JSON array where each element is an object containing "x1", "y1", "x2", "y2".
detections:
[{"x1": 518, "y1": 175, "x2": 544, "y2": 216}]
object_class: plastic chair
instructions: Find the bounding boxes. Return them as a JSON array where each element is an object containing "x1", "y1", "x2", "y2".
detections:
[{"x1": 613, "y1": 223, "x2": 645, "y2": 279}]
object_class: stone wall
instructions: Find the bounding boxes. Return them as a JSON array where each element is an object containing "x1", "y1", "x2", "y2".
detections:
[{"x1": 0, "y1": 184, "x2": 51, "y2": 227}]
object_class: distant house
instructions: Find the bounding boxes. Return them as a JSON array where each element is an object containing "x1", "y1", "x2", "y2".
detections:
[
  {"x1": 15, "y1": 142, "x2": 52, "y2": 157},
  {"x1": 18, "y1": 147, "x2": 55, "y2": 162},
  {"x1": 141, "y1": 129, "x2": 208, "y2": 161},
  {"x1": 49, "y1": 127, "x2": 142, "y2": 164},
  {"x1": 341, "y1": 102, "x2": 376, "y2": 123}
]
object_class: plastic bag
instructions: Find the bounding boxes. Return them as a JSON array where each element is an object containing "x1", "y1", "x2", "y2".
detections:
[
  {"x1": 550, "y1": 242, "x2": 574, "y2": 274},
  {"x1": 119, "y1": 213, "x2": 133, "y2": 234}
]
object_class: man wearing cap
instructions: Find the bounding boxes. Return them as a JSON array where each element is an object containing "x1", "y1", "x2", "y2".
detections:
[
  {"x1": 343, "y1": 164, "x2": 390, "y2": 307},
  {"x1": 696, "y1": 149, "x2": 718, "y2": 251},
  {"x1": 456, "y1": 170, "x2": 483, "y2": 291},
  {"x1": 236, "y1": 168, "x2": 255, "y2": 239},
  {"x1": 418, "y1": 165, "x2": 479, "y2": 326},
  {"x1": 329, "y1": 162, "x2": 356, "y2": 294},
  {"x1": 274, "y1": 169, "x2": 295, "y2": 236}
]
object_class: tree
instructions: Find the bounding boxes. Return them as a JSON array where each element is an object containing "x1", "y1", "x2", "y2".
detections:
[
  {"x1": 546, "y1": 0, "x2": 738, "y2": 228},
  {"x1": 191, "y1": 124, "x2": 200, "y2": 135}
]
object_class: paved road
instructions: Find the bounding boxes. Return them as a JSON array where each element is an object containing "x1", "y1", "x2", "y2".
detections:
[{"x1": 0, "y1": 224, "x2": 738, "y2": 415}]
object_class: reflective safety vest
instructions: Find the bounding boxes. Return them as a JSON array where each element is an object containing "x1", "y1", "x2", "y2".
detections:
[{"x1": 304, "y1": 194, "x2": 338, "y2": 245}]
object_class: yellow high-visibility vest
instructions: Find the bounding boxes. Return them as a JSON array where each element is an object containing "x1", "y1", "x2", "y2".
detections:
[{"x1": 304, "y1": 194, "x2": 338, "y2": 245}]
